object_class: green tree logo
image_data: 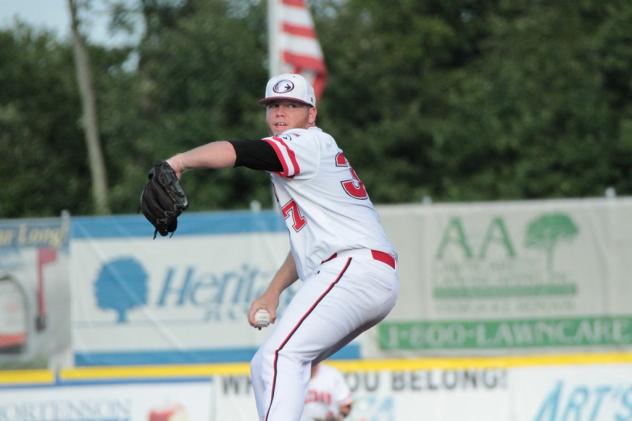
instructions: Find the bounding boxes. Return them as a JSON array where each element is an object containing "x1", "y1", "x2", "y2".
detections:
[{"x1": 524, "y1": 213, "x2": 579, "y2": 280}]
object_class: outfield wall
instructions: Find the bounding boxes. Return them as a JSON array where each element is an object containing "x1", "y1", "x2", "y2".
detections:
[
  {"x1": 1, "y1": 198, "x2": 632, "y2": 368},
  {"x1": 71, "y1": 198, "x2": 632, "y2": 366},
  {"x1": 1, "y1": 353, "x2": 631, "y2": 420},
  {"x1": 1, "y1": 198, "x2": 632, "y2": 420}
]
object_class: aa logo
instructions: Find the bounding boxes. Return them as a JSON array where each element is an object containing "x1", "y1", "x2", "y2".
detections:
[
  {"x1": 436, "y1": 212, "x2": 579, "y2": 265},
  {"x1": 433, "y1": 212, "x2": 580, "y2": 298}
]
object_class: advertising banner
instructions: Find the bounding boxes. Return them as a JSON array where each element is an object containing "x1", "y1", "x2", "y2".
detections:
[
  {"x1": 166, "y1": 358, "x2": 632, "y2": 421},
  {"x1": 516, "y1": 364, "x2": 632, "y2": 421},
  {"x1": 70, "y1": 211, "x2": 360, "y2": 366},
  {"x1": 342, "y1": 362, "x2": 632, "y2": 421},
  {"x1": 213, "y1": 366, "x2": 509, "y2": 421},
  {"x1": 1, "y1": 355, "x2": 631, "y2": 420},
  {"x1": 0, "y1": 216, "x2": 70, "y2": 369},
  {"x1": 61, "y1": 197, "x2": 632, "y2": 365},
  {"x1": 70, "y1": 211, "x2": 289, "y2": 366},
  {"x1": 0, "y1": 379, "x2": 213, "y2": 421},
  {"x1": 375, "y1": 198, "x2": 632, "y2": 355}
]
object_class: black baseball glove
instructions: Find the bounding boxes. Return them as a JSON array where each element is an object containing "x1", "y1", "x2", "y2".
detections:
[{"x1": 140, "y1": 161, "x2": 189, "y2": 238}]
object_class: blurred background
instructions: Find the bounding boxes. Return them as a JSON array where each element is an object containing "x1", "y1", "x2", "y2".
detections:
[
  {"x1": 1, "y1": 0, "x2": 630, "y2": 218},
  {"x1": 1, "y1": 1, "x2": 632, "y2": 420}
]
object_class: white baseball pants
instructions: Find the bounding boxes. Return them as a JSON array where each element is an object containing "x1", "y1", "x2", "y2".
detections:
[{"x1": 250, "y1": 249, "x2": 399, "y2": 421}]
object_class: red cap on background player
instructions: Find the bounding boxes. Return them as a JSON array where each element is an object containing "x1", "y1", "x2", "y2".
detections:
[{"x1": 259, "y1": 73, "x2": 316, "y2": 107}]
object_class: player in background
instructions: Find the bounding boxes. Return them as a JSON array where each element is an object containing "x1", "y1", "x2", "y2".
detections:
[
  {"x1": 301, "y1": 362, "x2": 352, "y2": 421},
  {"x1": 164, "y1": 73, "x2": 399, "y2": 421}
]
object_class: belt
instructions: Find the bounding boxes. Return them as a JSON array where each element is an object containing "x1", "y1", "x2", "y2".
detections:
[{"x1": 322, "y1": 249, "x2": 396, "y2": 269}]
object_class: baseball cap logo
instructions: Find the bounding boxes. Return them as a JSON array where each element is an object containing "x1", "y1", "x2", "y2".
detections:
[{"x1": 273, "y1": 80, "x2": 295, "y2": 94}]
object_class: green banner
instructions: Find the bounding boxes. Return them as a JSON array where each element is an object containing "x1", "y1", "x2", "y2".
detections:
[{"x1": 379, "y1": 316, "x2": 632, "y2": 350}]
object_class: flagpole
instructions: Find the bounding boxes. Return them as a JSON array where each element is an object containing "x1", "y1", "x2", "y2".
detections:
[{"x1": 268, "y1": 0, "x2": 279, "y2": 78}]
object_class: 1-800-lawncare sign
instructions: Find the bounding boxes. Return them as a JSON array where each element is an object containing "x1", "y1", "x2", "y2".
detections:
[{"x1": 379, "y1": 199, "x2": 632, "y2": 353}]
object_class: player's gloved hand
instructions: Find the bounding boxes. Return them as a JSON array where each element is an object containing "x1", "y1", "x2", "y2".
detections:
[{"x1": 140, "y1": 160, "x2": 189, "y2": 238}]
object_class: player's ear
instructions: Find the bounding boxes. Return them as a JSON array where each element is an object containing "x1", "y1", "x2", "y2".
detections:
[{"x1": 308, "y1": 106, "x2": 317, "y2": 125}]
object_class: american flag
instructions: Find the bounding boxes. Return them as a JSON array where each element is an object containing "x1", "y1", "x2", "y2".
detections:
[{"x1": 268, "y1": 0, "x2": 327, "y2": 101}]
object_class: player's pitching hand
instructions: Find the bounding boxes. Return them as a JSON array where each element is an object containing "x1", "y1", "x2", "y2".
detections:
[
  {"x1": 165, "y1": 155, "x2": 184, "y2": 179},
  {"x1": 248, "y1": 293, "x2": 279, "y2": 330}
]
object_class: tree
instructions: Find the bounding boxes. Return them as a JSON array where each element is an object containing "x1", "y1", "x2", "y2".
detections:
[
  {"x1": 68, "y1": 0, "x2": 110, "y2": 214},
  {"x1": 2, "y1": 0, "x2": 632, "y2": 217},
  {"x1": 0, "y1": 26, "x2": 95, "y2": 217},
  {"x1": 95, "y1": 257, "x2": 148, "y2": 323},
  {"x1": 524, "y1": 213, "x2": 579, "y2": 280},
  {"x1": 100, "y1": 0, "x2": 272, "y2": 213},
  {"x1": 315, "y1": 0, "x2": 632, "y2": 202}
]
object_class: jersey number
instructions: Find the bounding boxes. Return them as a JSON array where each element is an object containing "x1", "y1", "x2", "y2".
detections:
[
  {"x1": 336, "y1": 152, "x2": 368, "y2": 199},
  {"x1": 281, "y1": 199, "x2": 306, "y2": 231}
]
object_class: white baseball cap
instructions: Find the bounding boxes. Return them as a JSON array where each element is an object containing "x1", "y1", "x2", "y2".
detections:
[{"x1": 259, "y1": 73, "x2": 316, "y2": 107}]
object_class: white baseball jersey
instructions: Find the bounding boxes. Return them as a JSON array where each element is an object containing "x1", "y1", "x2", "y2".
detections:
[
  {"x1": 300, "y1": 364, "x2": 352, "y2": 421},
  {"x1": 263, "y1": 127, "x2": 396, "y2": 280},
  {"x1": 251, "y1": 126, "x2": 399, "y2": 421}
]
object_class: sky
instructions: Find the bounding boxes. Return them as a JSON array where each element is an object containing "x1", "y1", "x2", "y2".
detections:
[
  {"x1": 0, "y1": 0, "x2": 138, "y2": 46},
  {"x1": 0, "y1": 1, "x2": 70, "y2": 39}
]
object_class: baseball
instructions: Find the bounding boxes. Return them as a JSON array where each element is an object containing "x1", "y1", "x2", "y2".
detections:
[{"x1": 254, "y1": 309, "x2": 271, "y2": 328}]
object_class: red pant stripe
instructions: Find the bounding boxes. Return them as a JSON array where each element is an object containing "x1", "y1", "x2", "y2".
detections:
[{"x1": 264, "y1": 258, "x2": 352, "y2": 421}]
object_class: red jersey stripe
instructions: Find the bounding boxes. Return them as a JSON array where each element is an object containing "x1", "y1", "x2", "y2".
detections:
[
  {"x1": 263, "y1": 138, "x2": 291, "y2": 177},
  {"x1": 271, "y1": 136, "x2": 301, "y2": 176}
]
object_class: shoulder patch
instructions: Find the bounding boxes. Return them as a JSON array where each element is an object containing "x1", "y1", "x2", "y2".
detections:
[
  {"x1": 279, "y1": 131, "x2": 304, "y2": 142},
  {"x1": 280, "y1": 133, "x2": 294, "y2": 142}
]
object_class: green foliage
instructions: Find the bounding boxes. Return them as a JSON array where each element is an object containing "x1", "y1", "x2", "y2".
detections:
[
  {"x1": 0, "y1": 25, "x2": 91, "y2": 217},
  {"x1": 317, "y1": 0, "x2": 632, "y2": 203},
  {"x1": 1, "y1": 0, "x2": 631, "y2": 217},
  {"x1": 102, "y1": 0, "x2": 270, "y2": 213}
]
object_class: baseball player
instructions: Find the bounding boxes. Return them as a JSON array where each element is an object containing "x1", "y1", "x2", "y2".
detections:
[
  {"x1": 301, "y1": 363, "x2": 352, "y2": 421},
  {"x1": 164, "y1": 73, "x2": 399, "y2": 421}
]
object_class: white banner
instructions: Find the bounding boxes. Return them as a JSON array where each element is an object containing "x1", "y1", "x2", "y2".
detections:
[
  {"x1": 515, "y1": 364, "x2": 632, "y2": 421},
  {"x1": 0, "y1": 380, "x2": 213, "y2": 421},
  {"x1": 70, "y1": 212, "x2": 293, "y2": 366},
  {"x1": 0, "y1": 217, "x2": 71, "y2": 369},
  {"x1": 1, "y1": 357, "x2": 631, "y2": 420},
  {"x1": 212, "y1": 361, "x2": 632, "y2": 421},
  {"x1": 374, "y1": 198, "x2": 632, "y2": 355}
]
